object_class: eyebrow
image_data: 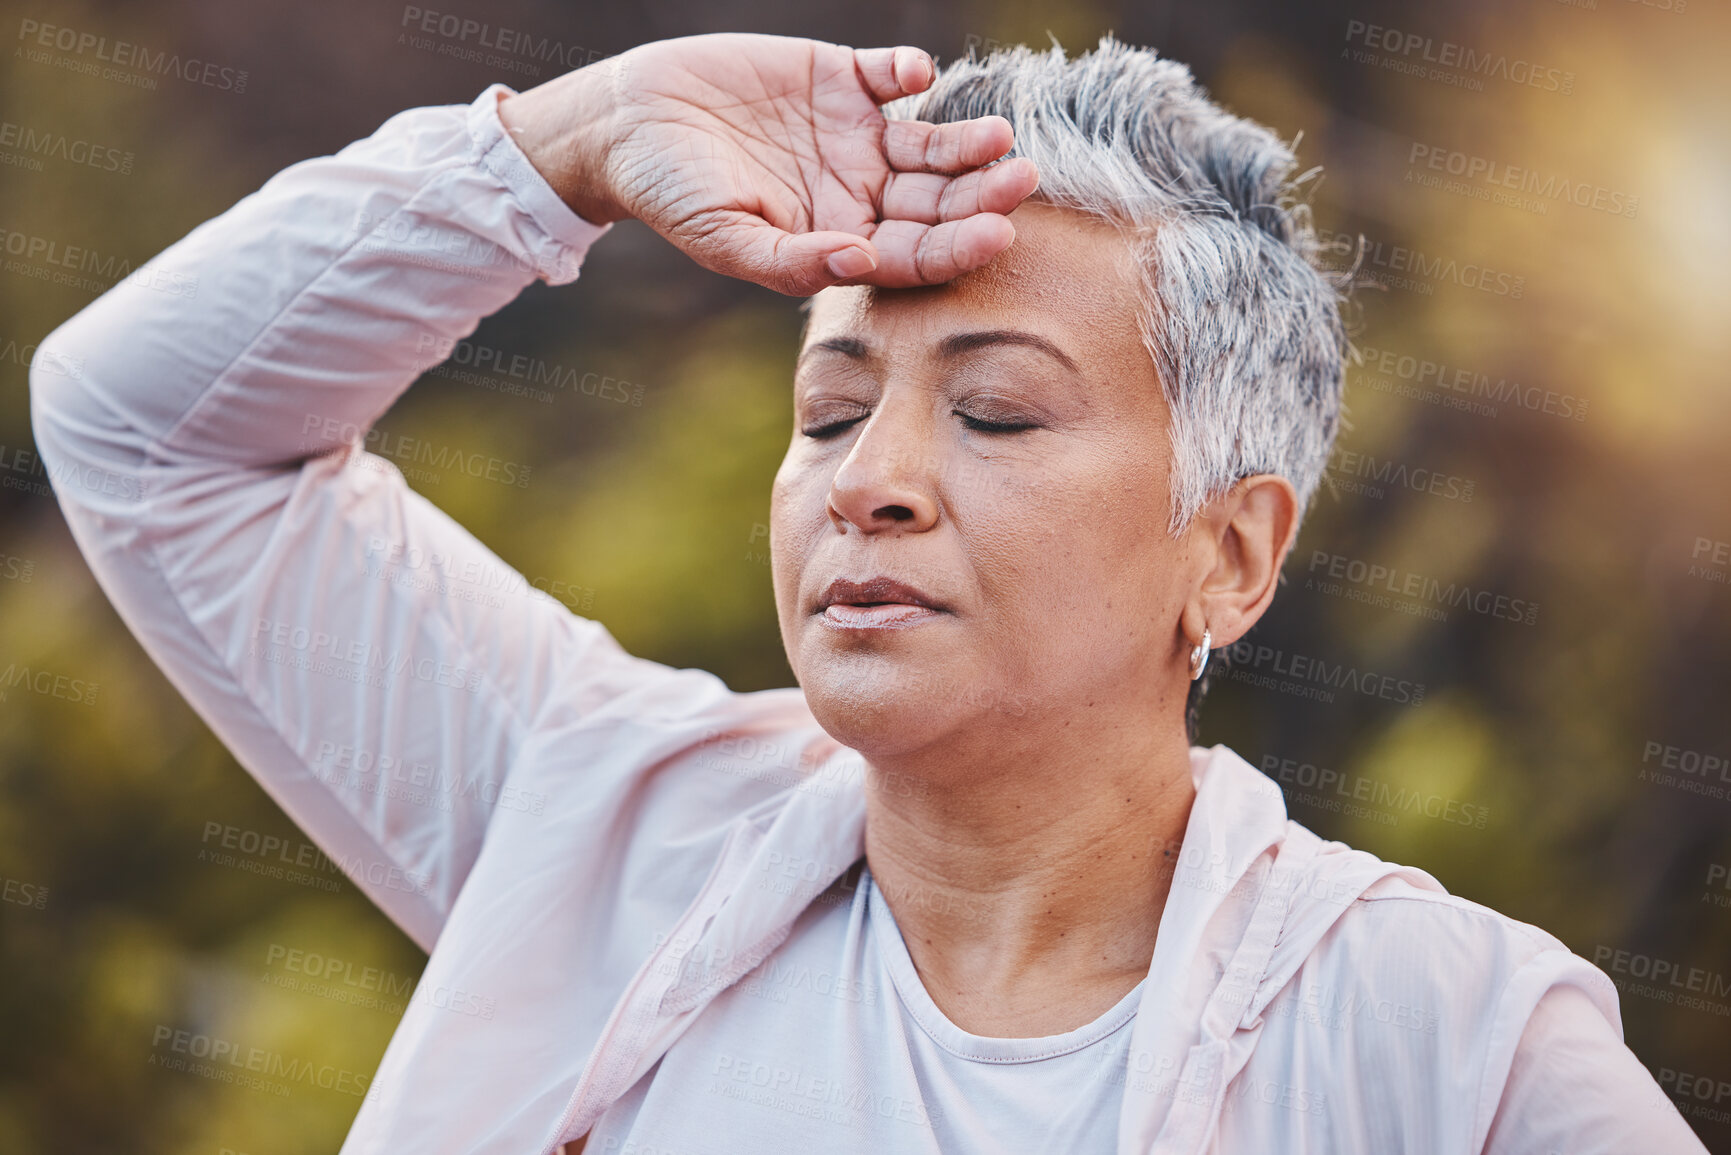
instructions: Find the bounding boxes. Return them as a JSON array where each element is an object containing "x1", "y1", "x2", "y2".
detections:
[
  {"x1": 798, "y1": 330, "x2": 1080, "y2": 374},
  {"x1": 937, "y1": 330, "x2": 1080, "y2": 374},
  {"x1": 799, "y1": 336, "x2": 870, "y2": 366}
]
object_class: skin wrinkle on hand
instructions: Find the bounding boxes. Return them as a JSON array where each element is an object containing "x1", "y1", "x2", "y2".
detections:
[{"x1": 500, "y1": 36, "x2": 1035, "y2": 292}]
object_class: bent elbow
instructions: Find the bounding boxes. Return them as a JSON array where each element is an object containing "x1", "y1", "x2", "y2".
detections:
[
  {"x1": 27, "y1": 309, "x2": 154, "y2": 516},
  {"x1": 27, "y1": 317, "x2": 92, "y2": 479}
]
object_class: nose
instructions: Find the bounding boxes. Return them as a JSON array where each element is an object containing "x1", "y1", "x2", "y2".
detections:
[{"x1": 825, "y1": 403, "x2": 941, "y2": 535}]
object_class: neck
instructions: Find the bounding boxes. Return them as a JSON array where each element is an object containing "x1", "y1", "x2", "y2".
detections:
[{"x1": 861, "y1": 706, "x2": 1197, "y2": 1037}]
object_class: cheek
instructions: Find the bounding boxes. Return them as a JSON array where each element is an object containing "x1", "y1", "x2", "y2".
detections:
[
  {"x1": 768, "y1": 454, "x2": 828, "y2": 615},
  {"x1": 964, "y1": 458, "x2": 1176, "y2": 657}
]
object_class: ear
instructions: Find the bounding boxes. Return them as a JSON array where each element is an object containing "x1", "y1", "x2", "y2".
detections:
[{"x1": 1179, "y1": 474, "x2": 1300, "y2": 651}]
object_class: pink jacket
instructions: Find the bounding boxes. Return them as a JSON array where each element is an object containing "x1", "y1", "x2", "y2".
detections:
[{"x1": 28, "y1": 83, "x2": 1703, "y2": 1154}]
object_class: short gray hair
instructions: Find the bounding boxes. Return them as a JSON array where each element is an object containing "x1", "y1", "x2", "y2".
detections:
[{"x1": 884, "y1": 36, "x2": 1347, "y2": 534}]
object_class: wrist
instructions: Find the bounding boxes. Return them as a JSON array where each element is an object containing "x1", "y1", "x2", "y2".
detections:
[{"x1": 498, "y1": 60, "x2": 629, "y2": 225}]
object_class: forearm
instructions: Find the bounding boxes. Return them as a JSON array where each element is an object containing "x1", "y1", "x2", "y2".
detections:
[{"x1": 23, "y1": 84, "x2": 618, "y2": 948}]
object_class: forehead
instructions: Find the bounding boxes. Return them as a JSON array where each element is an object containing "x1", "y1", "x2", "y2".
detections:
[{"x1": 801, "y1": 202, "x2": 1147, "y2": 363}]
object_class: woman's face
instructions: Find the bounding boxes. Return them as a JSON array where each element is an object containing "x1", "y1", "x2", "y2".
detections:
[{"x1": 771, "y1": 202, "x2": 1200, "y2": 762}]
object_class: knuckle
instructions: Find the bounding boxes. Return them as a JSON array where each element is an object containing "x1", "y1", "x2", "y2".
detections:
[
  {"x1": 914, "y1": 230, "x2": 945, "y2": 283},
  {"x1": 943, "y1": 126, "x2": 964, "y2": 168},
  {"x1": 935, "y1": 184, "x2": 958, "y2": 221},
  {"x1": 921, "y1": 126, "x2": 941, "y2": 168}
]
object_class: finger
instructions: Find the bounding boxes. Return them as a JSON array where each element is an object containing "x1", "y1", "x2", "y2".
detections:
[
  {"x1": 863, "y1": 215, "x2": 1017, "y2": 288},
  {"x1": 688, "y1": 220, "x2": 884, "y2": 297},
  {"x1": 882, "y1": 117, "x2": 1016, "y2": 175},
  {"x1": 852, "y1": 45, "x2": 937, "y2": 103},
  {"x1": 880, "y1": 157, "x2": 1041, "y2": 225}
]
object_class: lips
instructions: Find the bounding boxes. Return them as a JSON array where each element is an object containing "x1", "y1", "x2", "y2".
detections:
[{"x1": 815, "y1": 576, "x2": 947, "y2": 629}]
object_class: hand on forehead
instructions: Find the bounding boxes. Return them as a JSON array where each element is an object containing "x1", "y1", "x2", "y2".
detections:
[{"x1": 800, "y1": 202, "x2": 1150, "y2": 386}]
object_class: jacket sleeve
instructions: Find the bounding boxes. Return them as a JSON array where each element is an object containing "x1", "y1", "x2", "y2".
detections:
[
  {"x1": 27, "y1": 83, "x2": 674, "y2": 952},
  {"x1": 1478, "y1": 967, "x2": 1710, "y2": 1154}
]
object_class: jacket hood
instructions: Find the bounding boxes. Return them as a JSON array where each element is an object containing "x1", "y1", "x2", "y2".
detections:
[
  {"x1": 1113, "y1": 746, "x2": 1447, "y2": 1153},
  {"x1": 552, "y1": 744, "x2": 1447, "y2": 1153}
]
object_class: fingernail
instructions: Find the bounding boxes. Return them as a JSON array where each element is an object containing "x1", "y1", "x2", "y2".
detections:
[{"x1": 826, "y1": 247, "x2": 876, "y2": 279}]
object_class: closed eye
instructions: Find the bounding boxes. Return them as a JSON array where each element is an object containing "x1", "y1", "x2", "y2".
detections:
[
  {"x1": 802, "y1": 414, "x2": 868, "y2": 439},
  {"x1": 956, "y1": 412, "x2": 1039, "y2": 434}
]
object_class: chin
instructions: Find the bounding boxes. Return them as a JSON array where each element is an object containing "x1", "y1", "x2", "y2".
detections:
[
  {"x1": 802, "y1": 700, "x2": 925, "y2": 761},
  {"x1": 794, "y1": 645, "x2": 1027, "y2": 760},
  {"x1": 798, "y1": 664, "x2": 936, "y2": 756}
]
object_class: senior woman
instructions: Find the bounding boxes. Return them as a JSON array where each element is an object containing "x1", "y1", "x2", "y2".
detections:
[{"x1": 30, "y1": 32, "x2": 1700, "y2": 1155}]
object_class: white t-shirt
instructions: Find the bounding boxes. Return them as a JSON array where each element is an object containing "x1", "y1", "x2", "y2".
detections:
[{"x1": 588, "y1": 861, "x2": 1141, "y2": 1154}]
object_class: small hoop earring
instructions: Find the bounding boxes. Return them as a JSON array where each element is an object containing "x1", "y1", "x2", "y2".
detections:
[{"x1": 1189, "y1": 627, "x2": 1212, "y2": 682}]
